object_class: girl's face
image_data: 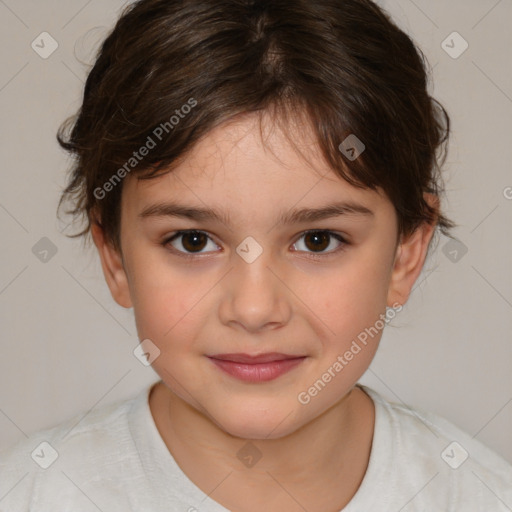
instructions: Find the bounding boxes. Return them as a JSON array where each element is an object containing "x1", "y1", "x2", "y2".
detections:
[{"x1": 98, "y1": 113, "x2": 425, "y2": 439}]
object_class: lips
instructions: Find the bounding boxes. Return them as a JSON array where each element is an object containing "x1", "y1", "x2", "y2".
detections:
[
  {"x1": 208, "y1": 352, "x2": 303, "y2": 364},
  {"x1": 207, "y1": 353, "x2": 307, "y2": 382}
]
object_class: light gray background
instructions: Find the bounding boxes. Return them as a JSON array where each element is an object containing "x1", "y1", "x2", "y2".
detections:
[{"x1": 0, "y1": 0, "x2": 511, "y2": 464}]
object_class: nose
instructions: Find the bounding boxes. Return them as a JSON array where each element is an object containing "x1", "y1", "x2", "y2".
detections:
[{"x1": 218, "y1": 247, "x2": 292, "y2": 333}]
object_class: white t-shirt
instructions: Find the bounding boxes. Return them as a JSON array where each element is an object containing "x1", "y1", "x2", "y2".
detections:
[{"x1": 1, "y1": 381, "x2": 511, "y2": 511}]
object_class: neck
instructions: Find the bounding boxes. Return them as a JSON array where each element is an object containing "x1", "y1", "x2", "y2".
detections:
[{"x1": 149, "y1": 381, "x2": 375, "y2": 511}]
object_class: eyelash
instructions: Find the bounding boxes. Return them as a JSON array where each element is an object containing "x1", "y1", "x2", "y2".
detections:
[{"x1": 161, "y1": 229, "x2": 349, "y2": 260}]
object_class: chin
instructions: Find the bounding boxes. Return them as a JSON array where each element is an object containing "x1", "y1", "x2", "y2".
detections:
[{"x1": 207, "y1": 404, "x2": 301, "y2": 440}]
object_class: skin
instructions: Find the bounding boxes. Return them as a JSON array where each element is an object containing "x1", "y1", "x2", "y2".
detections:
[{"x1": 92, "y1": 112, "x2": 437, "y2": 511}]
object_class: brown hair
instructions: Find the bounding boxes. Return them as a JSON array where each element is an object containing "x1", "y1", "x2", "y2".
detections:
[{"x1": 57, "y1": 0, "x2": 456, "y2": 253}]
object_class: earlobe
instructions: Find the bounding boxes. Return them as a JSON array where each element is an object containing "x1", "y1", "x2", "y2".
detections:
[
  {"x1": 90, "y1": 220, "x2": 133, "y2": 309},
  {"x1": 386, "y1": 219, "x2": 437, "y2": 308}
]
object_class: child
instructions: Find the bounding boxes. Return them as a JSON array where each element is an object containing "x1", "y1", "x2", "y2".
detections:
[{"x1": 1, "y1": 0, "x2": 511, "y2": 510}]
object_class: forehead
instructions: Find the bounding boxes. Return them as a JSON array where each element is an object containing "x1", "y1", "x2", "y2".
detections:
[
  {"x1": 164, "y1": 112, "x2": 330, "y2": 182},
  {"x1": 122, "y1": 112, "x2": 393, "y2": 221}
]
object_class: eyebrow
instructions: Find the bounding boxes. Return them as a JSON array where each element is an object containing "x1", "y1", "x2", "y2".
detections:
[{"x1": 138, "y1": 200, "x2": 374, "y2": 225}]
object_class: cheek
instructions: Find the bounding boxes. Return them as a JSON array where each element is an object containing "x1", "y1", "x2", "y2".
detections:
[
  {"x1": 293, "y1": 261, "x2": 389, "y2": 411},
  {"x1": 127, "y1": 253, "x2": 207, "y2": 344},
  {"x1": 299, "y1": 253, "x2": 392, "y2": 342}
]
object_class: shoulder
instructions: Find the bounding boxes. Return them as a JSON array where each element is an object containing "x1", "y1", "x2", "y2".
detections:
[
  {"x1": 362, "y1": 385, "x2": 512, "y2": 510},
  {"x1": 0, "y1": 387, "x2": 149, "y2": 510}
]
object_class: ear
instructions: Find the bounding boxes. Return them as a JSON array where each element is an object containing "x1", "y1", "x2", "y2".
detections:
[
  {"x1": 386, "y1": 194, "x2": 439, "y2": 307},
  {"x1": 90, "y1": 217, "x2": 133, "y2": 309}
]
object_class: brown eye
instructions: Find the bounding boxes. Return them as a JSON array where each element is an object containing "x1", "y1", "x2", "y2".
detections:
[
  {"x1": 293, "y1": 230, "x2": 346, "y2": 255},
  {"x1": 304, "y1": 231, "x2": 330, "y2": 252},
  {"x1": 167, "y1": 230, "x2": 217, "y2": 254},
  {"x1": 182, "y1": 231, "x2": 207, "y2": 252}
]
